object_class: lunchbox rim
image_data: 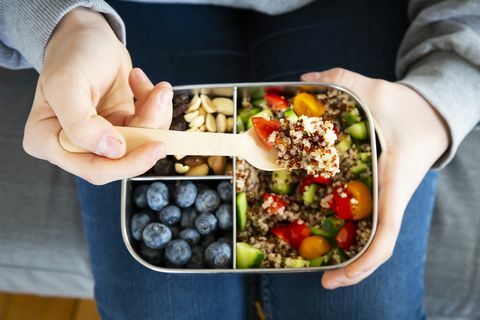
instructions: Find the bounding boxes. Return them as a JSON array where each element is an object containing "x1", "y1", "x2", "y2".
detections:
[{"x1": 120, "y1": 81, "x2": 379, "y2": 273}]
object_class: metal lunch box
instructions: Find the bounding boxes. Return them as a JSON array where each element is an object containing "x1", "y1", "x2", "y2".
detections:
[{"x1": 121, "y1": 82, "x2": 379, "y2": 273}]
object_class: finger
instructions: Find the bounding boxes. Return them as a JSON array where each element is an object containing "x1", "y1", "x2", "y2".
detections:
[
  {"x1": 322, "y1": 152, "x2": 412, "y2": 289},
  {"x1": 301, "y1": 68, "x2": 377, "y2": 98},
  {"x1": 127, "y1": 81, "x2": 173, "y2": 129},
  {"x1": 128, "y1": 68, "x2": 154, "y2": 103},
  {"x1": 39, "y1": 118, "x2": 166, "y2": 185},
  {"x1": 43, "y1": 72, "x2": 126, "y2": 159}
]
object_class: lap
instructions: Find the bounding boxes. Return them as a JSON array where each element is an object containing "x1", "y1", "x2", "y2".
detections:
[{"x1": 79, "y1": 2, "x2": 434, "y2": 319}]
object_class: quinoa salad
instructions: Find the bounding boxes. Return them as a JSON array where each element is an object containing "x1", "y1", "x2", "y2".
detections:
[{"x1": 235, "y1": 87, "x2": 374, "y2": 269}]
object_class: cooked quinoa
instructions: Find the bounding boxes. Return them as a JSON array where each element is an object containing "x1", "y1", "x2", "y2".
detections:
[{"x1": 236, "y1": 88, "x2": 374, "y2": 268}]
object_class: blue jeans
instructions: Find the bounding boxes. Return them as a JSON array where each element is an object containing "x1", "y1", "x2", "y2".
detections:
[{"x1": 78, "y1": 1, "x2": 437, "y2": 319}]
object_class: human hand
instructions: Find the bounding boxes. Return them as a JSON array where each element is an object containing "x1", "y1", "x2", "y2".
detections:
[
  {"x1": 23, "y1": 8, "x2": 173, "y2": 185},
  {"x1": 301, "y1": 68, "x2": 449, "y2": 289}
]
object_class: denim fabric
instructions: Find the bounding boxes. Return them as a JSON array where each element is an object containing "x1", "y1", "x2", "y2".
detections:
[{"x1": 78, "y1": 1, "x2": 438, "y2": 319}]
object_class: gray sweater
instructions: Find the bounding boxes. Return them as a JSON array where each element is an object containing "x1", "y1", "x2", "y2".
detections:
[{"x1": 0, "y1": 0, "x2": 479, "y2": 167}]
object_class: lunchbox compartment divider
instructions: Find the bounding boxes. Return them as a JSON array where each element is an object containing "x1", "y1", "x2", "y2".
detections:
[{"x1": 232, "y1": 86, "x2": 239, "y2": 269}]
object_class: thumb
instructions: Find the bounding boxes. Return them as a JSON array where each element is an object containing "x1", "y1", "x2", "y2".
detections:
[
  {"x1": 301, "y1": 68, "x2": 376, "y2": 98},
  {"x1": 45, "y1": 78, "x2": 126, "y2": 159}
]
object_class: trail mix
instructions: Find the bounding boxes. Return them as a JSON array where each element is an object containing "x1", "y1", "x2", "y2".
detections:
[
  {"x1": 235, "y1": 88, "x2": 374, "y2": 268},
  {"x1": 148, "y1": 89, "x2": 235, "y2": 176}
]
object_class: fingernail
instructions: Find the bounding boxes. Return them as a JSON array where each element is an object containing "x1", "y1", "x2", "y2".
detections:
[
  {"x1": 324, "y1": 282, "x2": 339, "y2": 290},
  {"x1": 97, "y1": 135, "x2": 123, "y2": 158},
  {"x1": 158, "y1": 89, "x2": 173, "y2": 106},
  {"x1": 133, "y1": 68, "x2": 148, "y2": 82}
]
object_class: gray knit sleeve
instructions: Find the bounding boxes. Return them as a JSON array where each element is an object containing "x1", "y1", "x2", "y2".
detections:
[
  {"x1": 0, "y1": 0, "x2": 125, "y2": 72},
  {"x1": 396, "y1": 0, "x2": 480, "y2": 168}
]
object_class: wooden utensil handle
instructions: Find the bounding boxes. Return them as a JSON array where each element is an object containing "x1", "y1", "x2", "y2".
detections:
[{"x1": 59, "y1": 126, "x2": 240, "y2": 156}]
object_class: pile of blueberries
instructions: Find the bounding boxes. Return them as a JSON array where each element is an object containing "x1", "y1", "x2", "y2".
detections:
[{"x1": 131, "y1": 180, "x2": 233, "y2": 269}]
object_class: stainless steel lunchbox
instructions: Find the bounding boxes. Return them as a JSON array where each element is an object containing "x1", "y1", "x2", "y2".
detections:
[{"x1": 121, "y1": 82, "x2": 379, "y2": 273}]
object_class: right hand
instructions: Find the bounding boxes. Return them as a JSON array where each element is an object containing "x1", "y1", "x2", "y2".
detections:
[{"x1": 23, "y1": 8, "x2": 173, "y2": 185}]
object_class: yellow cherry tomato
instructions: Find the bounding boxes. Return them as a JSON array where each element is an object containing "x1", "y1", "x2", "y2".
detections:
[
  {"x1": 293, "y1": 92, "x2": 325, "y2": 117},
  {"x1": 298, "y1": 236, "x2": 331, "y2": 259},
  {"x1": 346, "y1": 180, "x2": 373, "y2": 220}
]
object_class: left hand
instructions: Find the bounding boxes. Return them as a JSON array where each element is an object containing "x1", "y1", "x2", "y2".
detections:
[{"x1": 301, "y1": 68, "x2": 449, "y2": 289}]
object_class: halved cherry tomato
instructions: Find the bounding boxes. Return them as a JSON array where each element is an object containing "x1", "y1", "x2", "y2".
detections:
[
  {"x1": 336, "y1": 221, "x2": 357, "y2": 250},
  {"x1": 265, "y1": 93, "x2": 289, "y2": 111},
  {"x1": 331, "y1": 187, "x2": 353, "y2": 220},
  {"x1": 287, "y1": 220, "x2": 311, "y2": 248},
  {"x1": 262, "y1": 193, "x2": 287, "y2": 214},
  {"x1": 293, "y1": 92, "x2": 325, "y2": 117},
  {"x1": 299, "y1": 175, "x2": 331, "y2": 193},
  {"x1": 251, "y1": 117, "x2": 280, "y2": 150},
  {"x1": 346, "y1": 180, "x2": 373, "y2": 220},
  {"x1": 265, "y1": 86, "x2": 284, "y2": 95},
  {"x1": 299, "y1": 236, "x2": 331, "y2": 259},
  {"x1": 271, "y1": 225, "x2": 289, "y2": 242}
]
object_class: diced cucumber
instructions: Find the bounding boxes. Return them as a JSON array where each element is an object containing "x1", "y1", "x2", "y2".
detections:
[
  {"x1": 335, "y1": 135, "x2": 351, "y2": 154},
  {"x1": 322, "y1": 218, "x2": 345, "y2": 237},
  {"x1": 238, "y1": 107, "x2": 262, "y2": 125},
  {"x1": 284, "y1": 108, "x2": 298, "y2": 122},
  {"x1": 270, "y1": 170, "x2": 293, "y2": 195},
  {"x1": 302, "y1": 183, "x2": 318, "y2": 205},
  {"x1": 343, "y1": 108, "x2": 361, "y2": 126},
  {"x1": 309, "y1": 256, "x2": 324, "y2": 267},
  {"x1": 236, "y1": 117, "x2": 245, "y2": 133},
  {"x1": 350, "y1": 163, "x2": 368, "y2": 175},
  {"x1": 236, "y1": 192, "x2": 248, "y2": 232},
  {"x1": 249, "y1": 87, "x2": 265, "y2": 99},
  {"x1": 252, "y1": 98, "x2": 268, "y2": 108},
  {"x1": 284, "y1": 257, "x2": 310, "y2": 268},
  {"x1": 345, "y1": 121, "x2": 368, "y2": 140},
  {"x1": 361, "y1": 176, "x2": 373, "y2": 191},
  {"x1": 247, "y1": 109, "x2": 274, "y2": 129},
  {"x1": 359, "y1": 152, "x2": 372, "y2": 163},
  {"x1": 310, "y1": 226, "x2": 333, "y2": 238},
  {"x1": 236, "y1": 242, "x2": 265, "y2": 268}
]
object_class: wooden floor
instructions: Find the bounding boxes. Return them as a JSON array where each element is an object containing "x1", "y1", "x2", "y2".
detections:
[{"x1": 0, "y1": 293, "x2": 100, "y2": 320}]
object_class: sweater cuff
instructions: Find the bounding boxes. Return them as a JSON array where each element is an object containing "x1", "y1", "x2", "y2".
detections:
[
  {"x1": 3, "y1": 0, "x2": 125, "y2": 72},
  {"x1": 398, "y1": 51, "x2": 480, "y2": 169}
]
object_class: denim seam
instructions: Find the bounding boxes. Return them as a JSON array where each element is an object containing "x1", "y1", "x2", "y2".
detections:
[{"x1": 260, "y1": 274, "x2": 274, "y2": 320}]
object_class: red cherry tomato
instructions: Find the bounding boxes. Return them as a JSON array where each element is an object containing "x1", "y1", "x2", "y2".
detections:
[
  {"x1": 299, "y1": 175, "x2": 331, "y2": 193},
  {"x1": 331, "y1": 187, "x2": 353, "y2": 220},
  {"x1": 251, "y1": 117, "x2": 281, "y2": 150},
  {"x1": 271, "y1": 225, "x2": 289, "y2": 242},
  {"x1": 265, "y1": 86, "x2": 284, "y2": 95},
  {"x1": 265, "y1": 93, "x2": 289, "y2": 111},
  {"x1": 336, "y1": 221, "x2": 357, "y2": 250},
  {"x1": 262, "y1": 193, "x2": 287, "y2": 214},
  {"x1": 287, "y1": 220, "x2": 311, "y2": 249}
]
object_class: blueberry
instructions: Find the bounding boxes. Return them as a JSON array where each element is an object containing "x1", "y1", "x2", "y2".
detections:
[
  {"x1": 159, "y1": 205, "x2": 181, "y2": 225},
  {"x1": 173, "y1": 102, "x2": 189, "y2": 118},
  {"x1": 147, "y1": 182, "x2": 169, "y2": 211},
  {"x1": 179, "y1": 228, "x2": 201, "y2": 246},
  {"x1": 186, "y1": 246, "x2": 205, "y2": 269},
  {"x1": 180, "y1": 206, "x2": 197, "y2": 229},
  {"x1": 165, "y1": 239, "x2": 191, "y2": 266},
  {"x1": 134, "y1": 185, "x2": 149, "y2": 208},
  {"x1": 217, "y1": 181, "x2": 233, "y2": 202},
  {"x1": 174, "y1": 181, "x2": 198, "y2": 208},
  {"x1": 205, "y1": 242, "x2": 232, "y2": 268},
  {"x1": 174, "y1": 94, "x2": 189, "y2": 105},
  {"x1": 142, "y1": 223, "x2": 172, "y2": 249},
  {"x1": 153, "y1": 158, "x2": 175, "y2": 175},
  {"x1": 215, "y1": 204, "x2": 233, "y2": 230},
  {"x1": 131, "y1": 211, "x2": 152, "y2": 241},
  {"x1": 195, "y1": 213, "x2": 217, "y2": 236},
  {"x1": 195, "y1": 190, "x2": 221, "y2": 213},
  {"x1": 139, "y1": 243, "x2": 162, "y2": 265}
]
